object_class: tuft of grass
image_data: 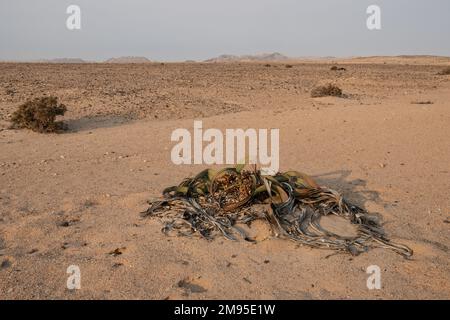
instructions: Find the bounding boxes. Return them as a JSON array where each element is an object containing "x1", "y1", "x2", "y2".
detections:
[
  {"x1": 437, "y1": 66, "x2": 450, "y2": 75},
  {"x1": 10, "y1": 96, "x2": 67, "y2": 133},
  {"x1": 311, "y1": 84, "x2": 343, "y2": 98}
]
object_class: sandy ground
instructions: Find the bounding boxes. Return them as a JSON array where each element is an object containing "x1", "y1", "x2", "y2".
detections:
[{"x1": 0, "y1": 58, "x2": 449, "y2": 299}]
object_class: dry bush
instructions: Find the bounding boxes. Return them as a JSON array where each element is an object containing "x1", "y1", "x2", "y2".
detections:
[
  {"x1": 437, "y1": 66, "x2": 450, "y2": 75},
  {"x1": 311, "y1": 84, "x2": 343, "y2": 98},
  {"x1": 331, "y1": 66, "x2": 346, "y2": 71},
  {"x1": 411, "y1": 100, "x2": 433, "y2": 105},
  {"x1": 285, "y1": 64, "x2": 293, "y2": 68},
  {"x1": 10, "y1": 96, "x2": 67, "y2": 133}
]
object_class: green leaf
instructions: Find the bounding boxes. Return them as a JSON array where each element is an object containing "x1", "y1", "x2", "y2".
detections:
[
  {"x1": 207, "y1": 169, "x2": 217, "y2": 181},
  {"x1": 235, "y1": 163, "x2": 246, "y2": 173}
]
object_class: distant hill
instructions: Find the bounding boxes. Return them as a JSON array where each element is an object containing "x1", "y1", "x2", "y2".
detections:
[
  {"x1": 205, "y1": 52, "x2": 290, "y2": 62},
  {"x1": 37, "y1": 58, "x2": 86, "y2": 63},
  {"x1": 341, "y1": 55, "x2": 450, "y2": 65},
  {"x1": 104, "y1": 56, "x2": 152, "y2": 63}
]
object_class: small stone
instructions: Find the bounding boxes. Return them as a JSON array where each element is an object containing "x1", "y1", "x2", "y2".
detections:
[
  {"x1": 109, "y1": 247, "x2": 125, "y2": 256},
  {"x1": 1, "y1": 259, "x2": 11, "y2": 269},
  {"x1": 58, "y1": 221, "x2": 71, "y2": 227}
]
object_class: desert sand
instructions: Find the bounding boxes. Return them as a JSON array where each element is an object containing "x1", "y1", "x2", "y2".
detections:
[{"x1": 0, "y1": 57, "x2": 449, "y2": 299}]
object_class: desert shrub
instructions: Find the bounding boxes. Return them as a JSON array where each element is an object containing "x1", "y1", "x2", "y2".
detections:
[
  {"x1": 285, "y1": 64, "x2": 293, "y2": 68},
  {"x1": 330, "y1": 66, "x2": 346, "y2": 71},
  {"x1": 411, "y1": 100, "x2": 433, "y2": 105},
  {"x1": 10, "y1": 96, "x2": 67, "y2": 133},
  {"x1": 311, "y1": 84, "x2": 343, "y2": 98},
  {"x1": 437, "y1": 66, "x2": 450, "y2": 75}
]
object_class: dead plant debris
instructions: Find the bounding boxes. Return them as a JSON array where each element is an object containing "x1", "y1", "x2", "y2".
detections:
[
  {"x1": 109, "y1": 247, "x2": 126, "y2": 256},
  {"x1": 142, "y1": 166, "x2": 413, "y2": 258}
]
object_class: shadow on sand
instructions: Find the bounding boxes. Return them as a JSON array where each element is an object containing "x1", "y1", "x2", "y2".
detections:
[
  {"x1": 312, "y1": 169, "x2": 381, "y2": 211},
  {"x1": 65, "y1": 115, "x2": 132, "y2": 133}
]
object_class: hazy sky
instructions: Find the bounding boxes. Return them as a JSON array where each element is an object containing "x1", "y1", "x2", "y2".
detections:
[{"x1": 1, "y1": 0, "x2": 449, "y2": 61}]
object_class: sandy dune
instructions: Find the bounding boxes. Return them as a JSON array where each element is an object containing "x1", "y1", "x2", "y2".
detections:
[{"x1": 0, "y1": 59, "x2": 449, "y2": 299}]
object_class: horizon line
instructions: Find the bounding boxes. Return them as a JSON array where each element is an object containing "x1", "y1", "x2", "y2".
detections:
[{"x1": 1, "y1": 53, "x2": 450, "y2": 64}]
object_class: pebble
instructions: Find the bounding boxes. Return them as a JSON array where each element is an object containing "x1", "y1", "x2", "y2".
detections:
[{"x1": 1, "y1": 259, "x2": 11, "y2": 269}]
